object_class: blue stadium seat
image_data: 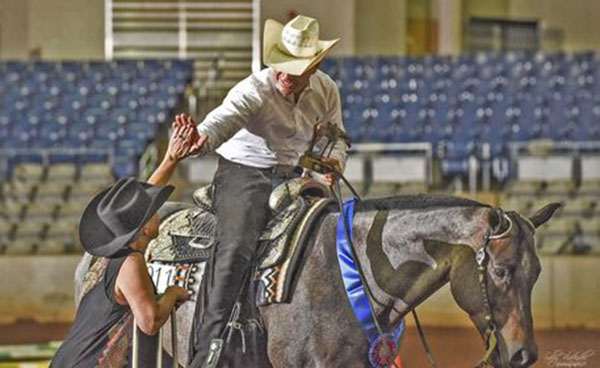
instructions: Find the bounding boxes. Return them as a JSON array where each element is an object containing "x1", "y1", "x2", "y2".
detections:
[
  {"x1": 124, "y1": 122, "x2": 156, "y2": 142},
  {"x1": 118, "y1": 93, "x2": 141, "y2": 111},
  {"x1": 113, "y1": 155, "x2": 139, "y2": 178},
  {"x1": 0, "y1": 124, "x2": 9, "y2": 141},
  {"x1": 395, "y1": 120, "x2": 424, "y2": 143},
  {"x1": 441, "y1": 159, "x2": 469, "y2": 177},
  {"x1": 82, "y1": 107, "x2": 109, "y2": 128},
  {"x1": 320, "y1": 58, "x2": 339, "y2": 78},
  {"x1": 96, "y1": 122, "x2": 126, "y2": 142}
]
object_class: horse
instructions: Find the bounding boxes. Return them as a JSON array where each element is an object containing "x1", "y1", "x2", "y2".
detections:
[{"x1": 74, "y1": 193, "x2": 560, "y2": 368}]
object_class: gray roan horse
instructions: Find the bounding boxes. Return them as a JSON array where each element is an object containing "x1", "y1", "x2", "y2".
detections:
[{"x1": 74, "y1": 194, "x2": 560, "y2": 368}]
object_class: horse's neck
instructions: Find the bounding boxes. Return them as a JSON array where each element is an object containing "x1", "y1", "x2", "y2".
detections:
[{"x1": 349, "y1": 206, "x2": 489, "y2": 327}]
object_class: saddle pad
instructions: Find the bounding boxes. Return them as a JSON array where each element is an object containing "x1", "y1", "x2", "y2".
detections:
[
  {"x1": 149, "y1": 208, "x2": 215, "y2": 263},
  {"x1": 256, "y1": 198, "x2": 333, "y2": 306},
  {"x1": 257, "y1": 197, "x2": 308, "y2": 264}
]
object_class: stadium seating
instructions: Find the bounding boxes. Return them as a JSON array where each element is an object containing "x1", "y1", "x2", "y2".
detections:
[
  {"x1": 0, "y1": 161, "x2": 115, "y2": 254},
  {"x1": 321, "y1": 51, "x2": 600, "y2": 178},
  {"x1": 1, "y1": 55, "x2": 599, "y2": 255},
  {"x1": 0, "y1": 59, "x2": 193, "y2": 254}
]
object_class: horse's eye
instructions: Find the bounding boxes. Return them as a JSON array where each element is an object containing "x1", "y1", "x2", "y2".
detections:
[
  {"x1": 492, "y1": 265, "x2": 512, "y2": 280},
  {"x1": 494, "y1": 267, "x2": 506, "y2": 279}
]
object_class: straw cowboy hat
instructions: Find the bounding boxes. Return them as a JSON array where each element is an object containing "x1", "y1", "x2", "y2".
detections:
[
  {"x1": 263, "y1": 15, "x2": 340, "y2": 76},
  {"x1": 79, "y1": 177, "x2": 173, "y2": 258}
]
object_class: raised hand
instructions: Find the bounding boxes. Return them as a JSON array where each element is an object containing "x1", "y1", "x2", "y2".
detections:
[
  {"x1": 174, "y1": 113, "x2": 207, "y2": 156},
  {"x1": 166, "y1": 122, "x2": 195, "y2": 162},
  {"x1": 148, "y1": 117, "x2": 203, "y2": 186}
]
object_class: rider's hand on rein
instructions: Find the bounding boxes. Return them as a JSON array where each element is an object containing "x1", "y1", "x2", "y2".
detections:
[{"x1": 321, "y1": 157, "x2": 341, "y2": 186}]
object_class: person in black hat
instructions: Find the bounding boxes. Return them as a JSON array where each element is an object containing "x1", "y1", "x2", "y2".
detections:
[{"x1": 51, "y1": 122, "x2": 201, "y2": 368}]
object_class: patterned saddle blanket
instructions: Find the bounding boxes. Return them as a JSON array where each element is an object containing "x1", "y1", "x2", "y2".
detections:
[{"x1": 145, "y1": 179, "x2": 333, "y2": 306}]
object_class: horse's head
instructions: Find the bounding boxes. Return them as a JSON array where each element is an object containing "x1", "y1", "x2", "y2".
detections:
[{"x1": 451, "y1": 203, "x2": 561, "y2": 368}]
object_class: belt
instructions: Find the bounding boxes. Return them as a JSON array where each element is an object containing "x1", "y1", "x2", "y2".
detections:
[{"x1": 218, "y1": 156, "x2": 298, "y2": 177}]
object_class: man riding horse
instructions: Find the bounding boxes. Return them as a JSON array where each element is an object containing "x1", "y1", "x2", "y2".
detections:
[{"x1": 174, "y1": 15, "x2": 349, "y2": 368}]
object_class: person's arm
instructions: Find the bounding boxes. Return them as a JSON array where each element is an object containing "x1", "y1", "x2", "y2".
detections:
[
  {"x1": 115, "y1": 253, "x2": 189, "y2": 335},
  {"x1": 182, "y1": 78, "x2": 262, "y2": 158}
]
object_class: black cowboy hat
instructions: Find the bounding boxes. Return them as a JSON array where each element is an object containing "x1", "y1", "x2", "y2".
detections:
[{"x1": 79, "y1": 177, "x2": 174, "y2": 258}]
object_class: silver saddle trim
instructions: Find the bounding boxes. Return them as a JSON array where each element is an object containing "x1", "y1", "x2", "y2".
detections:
[
  {"x1": 191, "y1": 177, "x2": 330, "y2": 214},
  {"x1": 148, "y1": 208, "x2": 215, "y2": 263},
  {"x1": 269, "y1": 177, "x2": 329, "y2": 212},
  {"x1": 192, "y1": 185, "x2": 215, "y2": 214}
]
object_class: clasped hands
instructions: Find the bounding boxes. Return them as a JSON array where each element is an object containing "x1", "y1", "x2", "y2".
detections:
[{"x1": 166, "y1": 113, "x2": 208, "y2": 162}]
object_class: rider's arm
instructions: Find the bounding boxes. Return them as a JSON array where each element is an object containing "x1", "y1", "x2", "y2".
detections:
[
  {"x1": 191, "y1": 77, "x2": 262, "y2": 156},
  {"x1": 115, "y1": 252, "x2": 188, "y2": 335}
]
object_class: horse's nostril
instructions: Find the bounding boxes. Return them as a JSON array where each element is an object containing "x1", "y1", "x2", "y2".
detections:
[{"x1": 511, "y1": 348, "x2": 537, "y2": 367}]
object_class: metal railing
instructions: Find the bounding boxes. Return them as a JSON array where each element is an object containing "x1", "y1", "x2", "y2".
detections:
[
  {"x1": 132, "y1": 310, "x2": 178, "y2": 368},
  {"x1": 508, "y1": 140, "x2": 600, "y2": 184}
]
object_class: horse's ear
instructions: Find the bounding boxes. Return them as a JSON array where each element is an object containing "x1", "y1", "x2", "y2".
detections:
[{"x1": 529, "y1": 203, "x2": 562, "y2": 228}]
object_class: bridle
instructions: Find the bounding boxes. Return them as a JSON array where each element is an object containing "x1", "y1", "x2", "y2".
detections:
[{"x1": 475, "y1": 211, "x2": 514, "y2": 368}]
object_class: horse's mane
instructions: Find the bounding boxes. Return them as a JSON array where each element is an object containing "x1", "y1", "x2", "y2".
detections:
[{"x1": 351, "y1": 194, "x2": 489, "y2": 213}]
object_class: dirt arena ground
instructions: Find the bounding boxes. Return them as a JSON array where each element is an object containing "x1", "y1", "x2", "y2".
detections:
[
  {"x1": 1, "y1": 322, "x2": 598, "y2": 367},
  {"x1": 399, "y1": 326, "x2": 600, "y2": 367}
]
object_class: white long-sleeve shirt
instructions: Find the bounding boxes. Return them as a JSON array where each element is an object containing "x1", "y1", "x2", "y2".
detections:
[{"x1": 196, "y1": 67, "x2": 348, "y2": 170}]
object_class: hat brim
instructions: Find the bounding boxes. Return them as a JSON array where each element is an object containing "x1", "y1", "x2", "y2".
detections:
[
  {"x1": 263, "y1": 19, "x2": 339, "y2": 76},
  {"x1": 79, "y1": 182, "x2": 174, "y2": 258}
]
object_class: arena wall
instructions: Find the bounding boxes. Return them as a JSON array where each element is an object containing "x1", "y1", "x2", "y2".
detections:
[
  {"x1": 356, "y1": 0, "x2": 407, "y2": 55},
  {"x1": 463, "y1": 0, "x2": 510, "y2": 18},
  {"x1": 28, "y1": 0, "x2": 104, "y2": 60},
  {"x1": 4, "y1": 0, "x2": 600, "y2": 62},
  {"x1": 509, "y1": 0, "x2": 600, "y2": 52},
  {"x1": 0, "y1": 0, "x2": 104, "y2": 60},
  {"x1": 0, "y1": 0, "x2": 29, "y2": 59}
]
